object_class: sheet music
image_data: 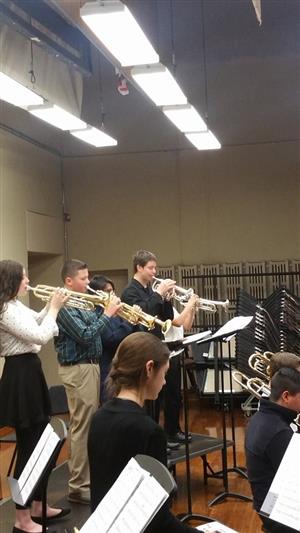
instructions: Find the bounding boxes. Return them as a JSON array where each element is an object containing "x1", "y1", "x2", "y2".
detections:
[
  {"x1": 261, "y1": 433, "x2": 300, "y2": 530},
  {"x1": 182, "y1": 330, "x2": 212, "y2": 345},
  {"x1": 80, "y1": 458, "x2": 168, "y2": 533},
  {"x1": 109, "y1": 474, "x2": 168, "y2": 533},
  {"x1": 196, "y1": 521, "x2": 239, "y2": 533},
  {"x1": 8, "y1": 423, "x2": 60, "y2": 506},
  {"x1": 197, "y1": 316, "x2": 253, "y2": 344}
]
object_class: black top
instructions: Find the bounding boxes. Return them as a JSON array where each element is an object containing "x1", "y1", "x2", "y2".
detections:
[
  {"x1": 121, "y1": 279, "x2": 174, "y2": 339},
  {"x1": 245, "y1": 397, "x2": 297, "y2": 511},
  {"x1": 88, "y1": 398, "x2": 197, "y2": 533}
]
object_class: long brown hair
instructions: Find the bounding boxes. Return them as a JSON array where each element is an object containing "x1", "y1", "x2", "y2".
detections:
[
  {"x1": 0, "y1": 260, "x2": 24, "y2": 316},
  {"x1": 107, "y1": 332, "x2": 170, "y2": 397}
]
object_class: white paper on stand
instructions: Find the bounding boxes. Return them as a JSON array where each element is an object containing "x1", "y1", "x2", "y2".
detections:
[
  {"x1": 183, "y1": 330, "x2": 212, "y2": 345},
  {"x1": 196, "y1": 316, "x2": 253, "y2": 344},
  {"x1": 8, "y1": 423, "x2": 60, "y2": 506},
  {"x1": 80, "y1": 457, "x2": 169, "y2": 533},
  {"x1": 261, "y1": 433, "x2": 300, "y2": 530}
]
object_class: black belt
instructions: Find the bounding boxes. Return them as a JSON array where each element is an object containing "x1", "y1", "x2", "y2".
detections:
[{"x1": 60, "y1": 358, "x2": 99, "y2": 366}]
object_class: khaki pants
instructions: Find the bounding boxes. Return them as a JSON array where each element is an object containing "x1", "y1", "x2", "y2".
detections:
[{"x1": 58, "y1": 363, "x2": 100, "y2": 496}]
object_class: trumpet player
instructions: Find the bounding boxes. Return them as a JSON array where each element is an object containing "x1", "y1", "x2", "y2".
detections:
[
  {"x1": 121, "y1": 250, "x2": 176, "y2": 339},
  {"x1": 88, "y1": 274, "x2": 141, "y2": 403},
  {"x1": 245, "y1": 364, "x2": 300, "y2": 533},
  {"x1": 122, "y1": 250, "x2": 185, "y2": 450},
  {"x1": 54, "y1": 259, "x2": 121, "y2": 505},
  {"x1": 0, "y1": 260, "x2": 69, "y2": 533}
]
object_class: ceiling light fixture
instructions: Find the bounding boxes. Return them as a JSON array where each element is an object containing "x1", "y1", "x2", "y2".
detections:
[
  {"x1": 0, "y1": 72, "x2": 43, "y2": 108},
  {"x1": 163, "y1": 104, "x2": 207, "y2": 132},
  {"x1": 80, "y1": 0, "x2": 159, "y2": 67},
  {"x1": 131, "y1": 64, "x2": 187, "y2": 106},
  {"x1": 185, "y1": 131, "x2": 221, "y2": 150},
  {"x1": 70, "y1": 126, "x2": 117, "y2": 147},
  {"x1": 28, "y1": 104, "x2": 87, "y2": 131}
]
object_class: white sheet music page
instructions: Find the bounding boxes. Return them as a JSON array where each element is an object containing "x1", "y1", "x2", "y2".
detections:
[
  {"x1": 80, "y1": 457, "x2": 167, "y2": 533},
  {"x1": 196, "y1": 521, "x2": 239, "y2": 532},
  {"x1": 109, "y1": 474, "x2": 168, "y2": 533},
  {"x1": 17, "y1": 424, "x2": 53, "y2": 490},
  {"x1": 8, "y1": 423, "x2": 59, "y2": 506},
  {"x1": 207, "y1": 316, "x2": 253, "y2": 341},
  {"x1": 265, "y1": 433, "x2": 300, "y2": 530},
  {"x1": 80, "y1": 458, "x2": 144, "y2": 533},
  {"x1": 182, "y1": 330, "x2": 212, "y2": 345}
]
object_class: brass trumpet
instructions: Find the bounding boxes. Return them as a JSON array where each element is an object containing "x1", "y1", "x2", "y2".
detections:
[
  {"x1": 88, "y1": 286, "x2": 171, "y2": 334},
  {"x1": 28, "y1": 285, "x2": 171, "y2": 334},
  {"x1": 152, "y1": 277, "x2": 229, "y2": 313},
  {"x1": 27, "y1": 285, "x2": 99, "y2": 310}
]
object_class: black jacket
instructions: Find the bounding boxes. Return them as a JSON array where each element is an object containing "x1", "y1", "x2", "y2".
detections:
[
  {"x1": 245, "y1": 397, "x2": 297, "y2": 511},
  {"x1": 121, "y1": 279, "x2": 174, "y2": 339},
  {"x1": 88, "y1": 398, "x2": 197, "y2": 533}
]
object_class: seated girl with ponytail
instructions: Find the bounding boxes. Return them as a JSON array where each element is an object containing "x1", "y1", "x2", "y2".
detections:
[{"x1": 88, "y1": 331, "x2": 198, "y2": 533}]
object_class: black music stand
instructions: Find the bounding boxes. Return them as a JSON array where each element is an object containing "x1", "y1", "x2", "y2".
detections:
[
  {"x1": 169, "y1": 336, "x2": 214, "y2": 526},
  {"x1": 196, "y1": 317, "x2": 253, "y2": 506},
  {"x1": 8, "y1": 420, "x2": 67, "y2": 533}
]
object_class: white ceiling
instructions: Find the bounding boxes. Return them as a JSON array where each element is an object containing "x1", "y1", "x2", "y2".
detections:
[{"x1": 0, "y1": 0, "x2": 299, "y2": 157}]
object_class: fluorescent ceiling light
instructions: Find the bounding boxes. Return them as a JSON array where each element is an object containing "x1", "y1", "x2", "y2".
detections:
[
  {"x1": 80, "y1": 0, "x2": 159, "y2": 67},
  {"x1": 0, "y1": 72, "x2": 43, "y2": 108},
  {"x1": 185, "y1": 131, "x2": 221, "y2": 150},
  {"x1": 131, "y1": 64, "x2": 187, "y2": 106},
  {"x1": 163, "y1": 104, "x2": 207, "y2": 132},
  {"x1": 28, "y1": 104, "x2": 87, "y2": 131},
  {"x1": 70, "y1": 126, "x2": 117, "y2": 147}
]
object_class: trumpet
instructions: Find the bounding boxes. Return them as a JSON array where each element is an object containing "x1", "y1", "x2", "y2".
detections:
[
  {"x1": 248, "y1": 351, "x2": 274, "y2": 379},
  {"x1": 152, "y1": 277, "x2": 229, "y2": 313},
  {"x1": 28, "y1": 285, "x2": 171, "y2": 334},
  {"x1": 232, "y1": 370, "x2": 270, "y2": 399},
  {"x1": 27, "y1": 285, "x2": 100, "y2": 310},
  {"x1": 88, "y1": 286, "x2": 171, "y2": 334}
]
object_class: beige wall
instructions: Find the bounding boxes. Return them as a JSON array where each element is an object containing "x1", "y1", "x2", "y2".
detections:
[
  {"x1": 63, "y1": 141, "x2": 300, "y2": 274},
  {"x1": 1, "y1": 129, "x2": 299, "y2": 384},
  {"x1": 0, "y1": 130, "x2": 65, "y2": 383}
]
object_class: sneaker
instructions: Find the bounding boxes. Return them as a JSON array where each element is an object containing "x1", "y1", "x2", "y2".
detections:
[
  {"x1": 166, "y1": 439, "x2": 181, "y2": 450},
  {"x1": 168, "y1": 431, "x2": 192, "y2": 444},
  {"x1": 68, "y1": 492, "x2": 90, "y2": 505}
]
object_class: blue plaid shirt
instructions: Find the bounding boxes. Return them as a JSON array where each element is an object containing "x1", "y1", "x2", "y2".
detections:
[{"x1": 54, "y1": 307, "x2": 110, "y2": 365}]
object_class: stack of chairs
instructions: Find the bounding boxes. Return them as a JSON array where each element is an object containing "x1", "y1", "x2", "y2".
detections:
[{"x1": 236, "y1": 287, "x2": 300, "y2": 377}]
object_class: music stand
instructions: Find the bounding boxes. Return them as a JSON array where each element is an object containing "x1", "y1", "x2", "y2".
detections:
[
  {"x1": 196, "y1": 317, "x2": 253, "y2": 506},
  {"x1": 170, "y1": 333, "x2": 215, "y2": 525},
  {"x1": 8, "y1": 420, "x2": 67, "y2": 533}
]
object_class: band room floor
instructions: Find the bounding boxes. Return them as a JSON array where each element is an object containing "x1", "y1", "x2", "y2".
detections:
[{"x1": 0, "y1": 392, "x2": 262, "y2": 533}]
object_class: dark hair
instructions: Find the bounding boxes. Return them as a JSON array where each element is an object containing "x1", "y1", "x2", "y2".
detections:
[
  {"x1": 107, "y1": 332, "x2": 169, "y2": 397},
  {"x1": 270, "y1": 367, "x2": 300, "y2": 401},
  {"x1": 133, "y1": 250, "x2": 157, "y2": 273},
  {"x1": 0, "y1": 260, "x2": 24, "y2": 316},
  {"x1": 89, "y1": 275, "x2": 115, "y2": 292},
  {"x1": 61, "y1": 259, "x2": 87, "y2": 282},
  {"x1": 268, "y1": 352, "x2": 300, "y2": 378}
]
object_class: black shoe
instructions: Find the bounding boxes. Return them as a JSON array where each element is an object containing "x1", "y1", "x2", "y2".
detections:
[
  {"x1": 166, "y1": 439, "x2": 180, "y2": 450},
  {"x1": 13, "y1": 529, "x2": 49, "y2": 533},
  {"x1": 168, "y1": 431, "x2": 192, "y2": 443},
  {"x1": 32, "y1": 508, "x2": 71, "y2": 524}
]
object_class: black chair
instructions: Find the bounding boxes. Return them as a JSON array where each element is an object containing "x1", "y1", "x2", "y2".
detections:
[{"x1": 48, "y1": 385, "x2": 69, "y2": 418}]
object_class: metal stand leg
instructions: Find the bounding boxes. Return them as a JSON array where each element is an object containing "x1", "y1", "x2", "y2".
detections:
[
  {"x1": 208, "y1": 341, "x2": 251, "y2": 506},
  {"x1": 177, "y1": 350, "x2": 214, "y2": 525}
]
